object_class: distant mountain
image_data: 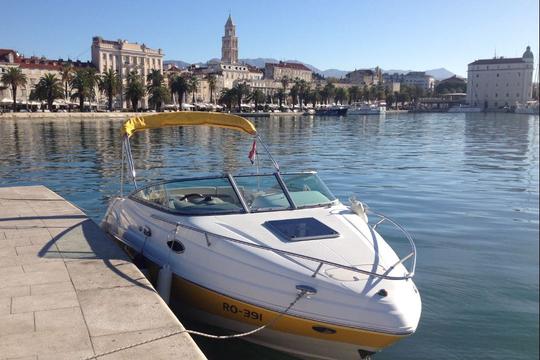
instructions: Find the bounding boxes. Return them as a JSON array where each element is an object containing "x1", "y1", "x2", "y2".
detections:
[
  {"x1": 163, "y1": 60, "x2": 190, "y2": 68},
  {"x1": 164, "y1": 58, "x2": 456, "y2": 80},
  {"x1": 425, "y1": 68, "x2": 456, "y2": 80}
]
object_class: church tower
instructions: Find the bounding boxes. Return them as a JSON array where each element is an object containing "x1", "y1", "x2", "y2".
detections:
[{"x1": 221, "y1": 15, "x2": 238, "y2": 64}]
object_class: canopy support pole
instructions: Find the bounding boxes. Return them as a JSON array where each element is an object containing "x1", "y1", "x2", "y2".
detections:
[{"x1": 257, "y1": 134, "x2": 280, "y2": 172}]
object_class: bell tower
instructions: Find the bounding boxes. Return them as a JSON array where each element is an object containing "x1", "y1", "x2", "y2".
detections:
[{"x1": 221, "y1": 14, "x2": 238, "y2": 64}]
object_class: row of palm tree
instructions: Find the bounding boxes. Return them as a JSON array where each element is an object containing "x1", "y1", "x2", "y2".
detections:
[{"x1": 2, "y1": 65, "x2": 429, "y2": 113}]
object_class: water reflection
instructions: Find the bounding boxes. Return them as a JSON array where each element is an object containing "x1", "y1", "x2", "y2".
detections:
[{"x1": 0, "y1": 113, "x2": 538, "y2": 360}]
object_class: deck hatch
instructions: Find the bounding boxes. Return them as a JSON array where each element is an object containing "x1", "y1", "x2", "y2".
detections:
[{"x1": 264, "y1": 217, "x2": 339, "y2": 242}]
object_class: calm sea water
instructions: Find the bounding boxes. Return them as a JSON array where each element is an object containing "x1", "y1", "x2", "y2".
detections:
[{"x1": 0, "y1": 113, "x2": 538, "y2": 360}]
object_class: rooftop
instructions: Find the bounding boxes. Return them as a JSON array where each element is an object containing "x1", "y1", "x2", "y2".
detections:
[
  {"x1": 268, "y1": 61, "x2": 311, "y2": 72},
  {"x1": 469, "y1": 57, "x2": 525, "y2": 66}
]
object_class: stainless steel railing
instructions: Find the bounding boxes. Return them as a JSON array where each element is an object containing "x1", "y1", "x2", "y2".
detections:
[{"x1": 151, "y1": 208, "x2": 416, "y2": 281}]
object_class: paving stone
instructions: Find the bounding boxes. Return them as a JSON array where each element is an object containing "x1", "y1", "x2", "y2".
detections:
[
  {"x1": 92, "y1": 326, "x2": 206, "y2": 360},
  {"x1": 0, "y1": 285, "x2": 30, "y2": 299},
  {"x1": 0, "y1": 328, "x2": 93, "y2": 359},
  {"x1": 0, "y1": 265, "x2": 24, "y2": 275},
  {"x1": 0, "y1": 238, "x2": 32, "y2": 249},
  {"x1": 67, "y1": 259, "x2": 151, "y2": 291},
  {"x1": 0, "y1": 265, "x2": 70, "y2": 289},
  {"x1": 78, "y1": 286, "x2": 178, "y2": 337},
  {"x1": 11, "y1": 290, "x2": 78, "y2": 313},
  {"x1": 22, "y1": 261, "x2": 66, "y2": 273},
  {"x1": 30, "y1": 281, "x2": 73, "y2": 296},
  {"x1": 0, "y1": 297, "x2": 10, "y2": 315},
  {"x1": 35, "y1": 306, "x2": 86, "y2": 332},
  {"x1": 0, "y1": 312, "x2": 35, "y2": 336}
]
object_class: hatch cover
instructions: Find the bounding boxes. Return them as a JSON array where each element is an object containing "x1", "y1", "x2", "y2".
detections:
[{"x1": 264, "y1": 217, "x2": 339, "y2": 242}]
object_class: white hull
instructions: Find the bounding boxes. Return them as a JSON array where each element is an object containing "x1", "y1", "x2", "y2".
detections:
[{"x1": 103, "y1": 195, "x2": 421, "y2": 359}]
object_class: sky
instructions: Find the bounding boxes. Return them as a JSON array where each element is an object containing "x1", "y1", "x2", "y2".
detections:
[{"x1": 2, "y1": 0, "x2": 539, "y2": 77}]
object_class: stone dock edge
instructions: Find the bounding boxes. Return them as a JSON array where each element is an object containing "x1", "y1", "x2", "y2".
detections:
[{"x1": 0, "y1": 185, "x2": 206, "y2": 360}]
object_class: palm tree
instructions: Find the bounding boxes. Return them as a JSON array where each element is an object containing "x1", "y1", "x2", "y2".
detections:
[
  {"x1": 279, "y1": 76, "x2": 290, "y2": 109},
  {"x1": 125, "y1": 71, "x2": 145, "y2": 111},
  {"x1": 276, "y1": 88, "x2": 286, "y2": 109},
  {"x1": 31, "y1": 73, "x2": 63, "y2": 110},
  {"x1": 187, "y1": 75, "x2": 199, "y2": 104},
  {"x1": 219, "y1": 88, "x2": 236, "y2": 112},
  {"x1": 296, "y1": 79, "x2": 309, "y2": 109},
  {"x1": 170, "y1": 75, "x2": 189, "y2": 110},
  {"x1": 289, "y1": 83, "x2": 299, "y2": 109},
  {"x1": 349, "y1": 86, "x2": 360, "y2": 104},
  {"x1": 248, "y1": 89, "x2": 265, "y2": 110},
  {"x1": 70, "y1": 68, "x2": 99, "y2": 111},
  {"x1": 1, "y1": 67, "x2": 27, "y2": 112},
  {"x1": 335, "y1": 87, "x2": 348, "y2": 105},
  {"x1": 206, "y1": 74, "x2": 217, "y2": 104},
  {"x1": 233, "y1": 82, "x2": 250, "y2": 111},
  {"x1": 322, "y1": 82, "x2": 336, "y2": 104},
  {"x1": 60, "y1": 64, "x2": 73, "y2": 101},
  {"x1": 146, "y1": 69, "x2": 168, "y2": 111},
  {"x1": 99, "y1": 69, "x2": 120, "y2": 111}
]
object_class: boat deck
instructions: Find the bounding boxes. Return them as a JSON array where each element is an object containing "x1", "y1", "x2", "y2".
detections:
[{"x1": 0, "y1": 185, "x2": 206, "y2": 360}]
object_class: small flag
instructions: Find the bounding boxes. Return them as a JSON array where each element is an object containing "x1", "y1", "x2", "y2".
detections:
[{"x1": 248, "y1": 139, "x2": 257, "y2": 164}]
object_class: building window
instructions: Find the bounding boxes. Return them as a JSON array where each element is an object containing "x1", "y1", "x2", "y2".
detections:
[
  {"x1": 476, "y1": 74, "x2": 479, "y2": 78},
  {"x1": 496, "y1": 73, "x2": 499, "y2": 77}
]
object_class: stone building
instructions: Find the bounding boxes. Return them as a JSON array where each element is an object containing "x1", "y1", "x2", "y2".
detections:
[
  {"x1": 91, "y1": 36, "x2": 164, "y2": 108},
  {"x1": 401, "y1": 71, "x2": 435, "y2": 91},
  {"x1": 221, "y1": 15, "x2": 238, "y2": 64},
  {"x1": 345, "y1": 67, "x2": 382, "y2": 86},
  {"x1": 264, "y1": 62, "x2": 312, "y2": 82},
  {"x1": 467, "y1": 46, "x2": 534, "y2": 109},
  {"x1": 1, "y1": 49, "x2": 93, "y2": 107}
]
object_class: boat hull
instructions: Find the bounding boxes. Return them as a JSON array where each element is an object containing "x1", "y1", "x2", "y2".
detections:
[
  {"x1": 169, "y1": 271, "x2": 404, "y2": 359},
  {"x1": 315, "y1": 108, "x2": 348, "y2": 116}
]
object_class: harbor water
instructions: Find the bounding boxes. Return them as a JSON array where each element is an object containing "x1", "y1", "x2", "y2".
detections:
[{"x1": 0, "y1": 113, "x2": 538, "y2": 360}]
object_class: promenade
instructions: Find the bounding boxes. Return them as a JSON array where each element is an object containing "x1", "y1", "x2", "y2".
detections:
[{"x1": 0, "y1": 185, "x2": 206, "y2": 360}]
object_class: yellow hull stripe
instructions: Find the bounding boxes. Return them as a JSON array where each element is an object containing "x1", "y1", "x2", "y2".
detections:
[{"x1": 171, "y1": 275, "x2": 405, "y2": 349}]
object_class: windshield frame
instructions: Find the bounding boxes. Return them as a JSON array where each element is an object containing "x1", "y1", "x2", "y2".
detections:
[{"x1": 128, "y1": 171, "x2": 338, "y2": 216}]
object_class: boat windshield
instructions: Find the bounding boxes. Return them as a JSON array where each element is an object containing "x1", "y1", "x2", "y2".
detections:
[
  {"x1": 233, "y1": 174, "x2": 291, "y2": 212},
  {"x1": 130, "y1": 172, "x2": 337, "y2": 215},
  {"x1": 281, "y1": 173, "x2": 336, "y2": 207},
  {"x1": 131, "y1": 177, "x2": 245, "y2": 215}
]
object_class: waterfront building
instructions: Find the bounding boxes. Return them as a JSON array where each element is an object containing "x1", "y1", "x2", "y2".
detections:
[
  {"x1": 382, "y1": 71, "x2": 435, "y2": 92},
  {"x1": 436, "y1": 75, "x2": 466, "y2": 94},
  {"x1": 91, "y1": 36, "x2": 164, "y2": 109},
  {"x1": 1, "y1": 49, "x2": 92, "y2": 107},
  {"x1": 467, "y1": 46, "x2": 534, "y2": 109},
  {"x1": 264, "y1": 62, "x2": 312, "y2": 83},
  {"x1": 401, "y1": 71, "x2": 435, "y2": 92},
  {"x1": 345, "y1": 67, "x2": 382, "y2": 86}
]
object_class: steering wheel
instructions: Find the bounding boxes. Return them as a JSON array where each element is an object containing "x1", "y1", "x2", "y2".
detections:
[{"x1": 179, "y1": 193, "x2": 205, "y2": 201}]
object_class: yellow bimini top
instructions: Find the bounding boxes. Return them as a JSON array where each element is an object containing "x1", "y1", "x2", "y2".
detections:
[{"x1": 121, "y1": 112, "x2": 257, "y2": 138}]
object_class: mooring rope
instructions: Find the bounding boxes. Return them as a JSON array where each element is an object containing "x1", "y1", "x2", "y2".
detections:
[{"x1": 81, "y1": 290, "x2": 309, "y2": 360}]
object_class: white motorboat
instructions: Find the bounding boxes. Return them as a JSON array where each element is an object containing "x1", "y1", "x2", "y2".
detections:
[
  {"x1": 347, "y1": 103, "x2": 386, "y2": 116},
  {"x1": 102, "y1": 112, "x2": 421, "y2": 360}
]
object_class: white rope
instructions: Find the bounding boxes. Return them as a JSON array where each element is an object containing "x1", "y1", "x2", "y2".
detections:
[{"x1": 81, "y1": 290, "x2": 308, "y2": 360}]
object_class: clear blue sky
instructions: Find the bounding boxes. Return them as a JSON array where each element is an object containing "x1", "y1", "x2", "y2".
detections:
[{"x1": 2, "y1": 0, "x2": 539, "y2": 77}]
